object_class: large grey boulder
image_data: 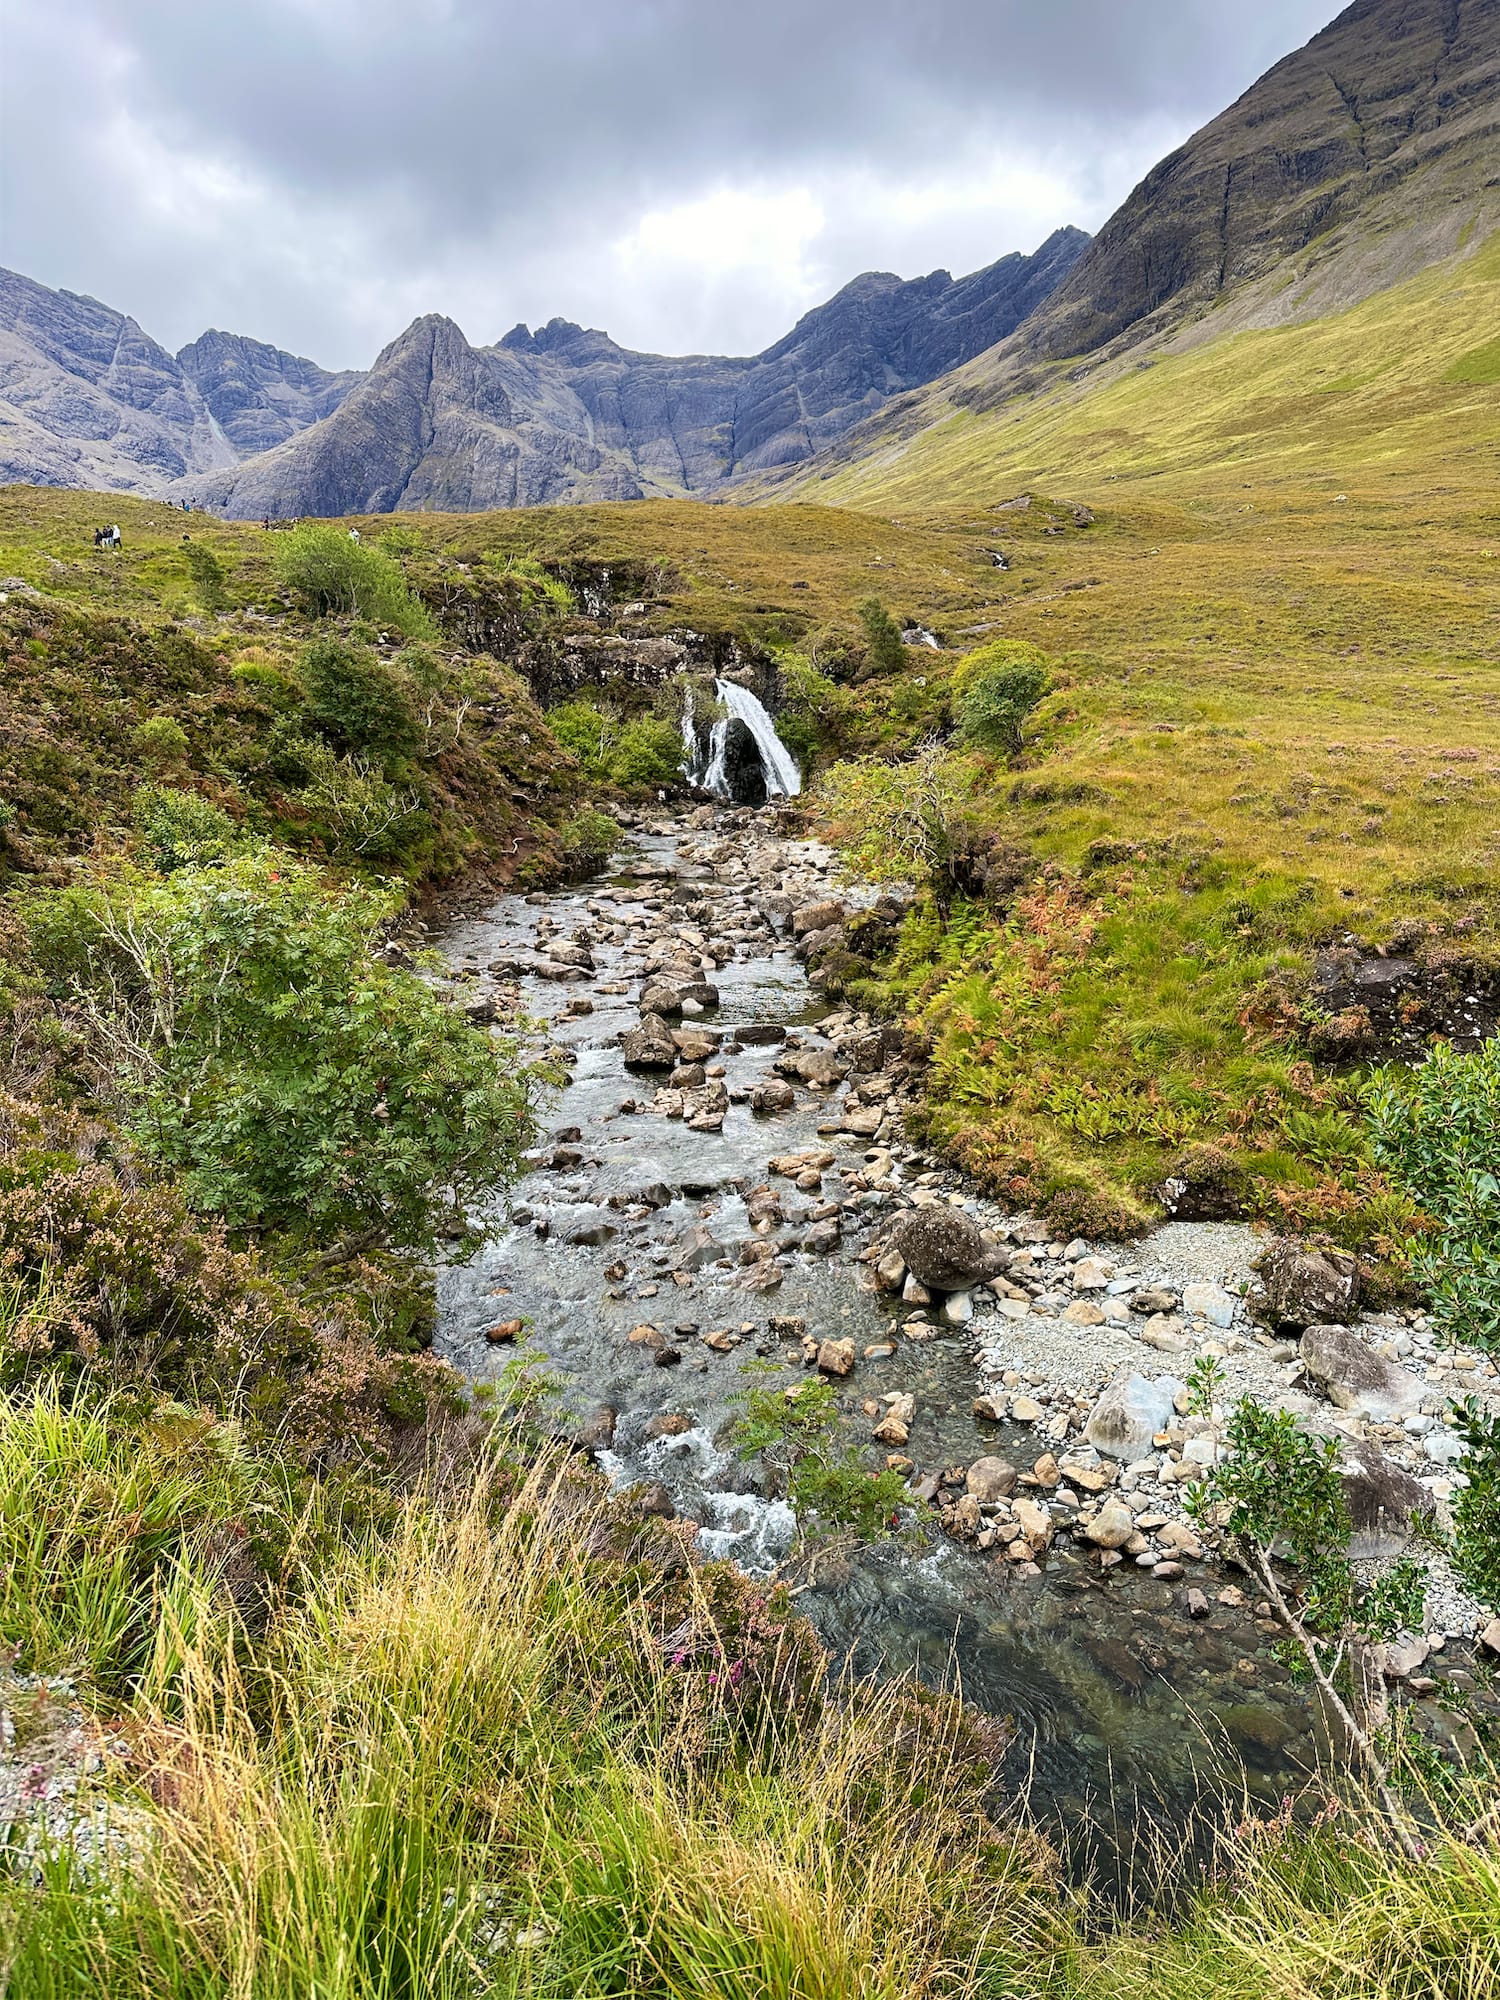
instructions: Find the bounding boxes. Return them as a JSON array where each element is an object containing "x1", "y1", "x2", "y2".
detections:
[
  {"x1": 1257, "y1": 1239, "x2": 1361, "y2": 1329},
  {"x1": 1084, "y1": 1370, "x2": 1186, "y2": 1461},
  {"x1": 1301, "y1": 1324, "x2": 1424, "y2": 1422},
  {"x1": 885, "y1": 1206, "x2": 1006, "y2": 1293}
]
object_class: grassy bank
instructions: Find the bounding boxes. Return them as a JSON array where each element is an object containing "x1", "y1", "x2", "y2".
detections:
[{"x1": 2, "y1": 1385, "x2": 1498, "y2": 2000}]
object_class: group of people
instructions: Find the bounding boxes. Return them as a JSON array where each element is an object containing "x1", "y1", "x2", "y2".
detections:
[{"x1": 93, "y1": 524, "x2": 122, "y2": 549}]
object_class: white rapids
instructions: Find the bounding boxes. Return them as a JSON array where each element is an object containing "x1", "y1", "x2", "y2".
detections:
[{"x1": 683, "y1": 678, "x2": 802, "y2": 801}]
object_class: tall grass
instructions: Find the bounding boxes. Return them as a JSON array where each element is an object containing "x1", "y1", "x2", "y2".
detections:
[{"x1": 1, "y1": 1387, "x2": 1497, "y2": 1998}]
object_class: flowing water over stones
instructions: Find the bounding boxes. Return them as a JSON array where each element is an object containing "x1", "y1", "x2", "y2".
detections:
[{"x1": 435, "y1": 811, "x2": 1336, "y2": 1859}]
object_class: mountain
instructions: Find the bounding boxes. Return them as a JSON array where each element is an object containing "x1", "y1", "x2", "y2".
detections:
[
  {"x1": 172, "y1": 228, "x2": 1089, "y2": 518},
  {"x1": 0, "y1": 230, "x2": 1087, "y2": 515},
  {"x1": 787, "y1": 0, "x2": 1500, "y2": 496},
  {"x1": 176, "y1": 330, "x2": 363, "y2": 454},
  {"x1": 0, "y1": 268, "x2": 236, "y2": 494}
]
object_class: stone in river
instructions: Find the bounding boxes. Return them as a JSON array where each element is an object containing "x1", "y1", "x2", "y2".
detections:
[
  {"x1": 621, "y1": 1015, "x2": 678, "y2": 1070},
  {"x1": 965, "y1": 1457, "x2": 1018, "y2": 1502},
  {"x1": 885, "y1": 1205, "x2": 1006, "y2": 1292},
  {"x1": 1082, "y1": 1503, "x2": 1135, "y2": 1549},
  {"x1": 1084, "y1": 1370, "x2": 1185, "y2": 1460},
  {"x1": 817, "y1": 1338, "x2": 857, "y2": 1378}
]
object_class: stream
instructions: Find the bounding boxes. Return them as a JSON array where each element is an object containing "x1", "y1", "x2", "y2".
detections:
[{"x1": 436, "y1": 810, "x2": 1323, "y2": 1876}]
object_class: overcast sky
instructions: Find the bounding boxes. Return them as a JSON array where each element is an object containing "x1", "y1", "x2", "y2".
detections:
[{"x1": 1, "y1": 0, "x2": 1339, "y2": 370}]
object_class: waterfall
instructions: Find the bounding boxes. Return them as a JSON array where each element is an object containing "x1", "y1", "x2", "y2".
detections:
[{"x1": 681, "y1": 678, "x2": 802, "y2": 802}]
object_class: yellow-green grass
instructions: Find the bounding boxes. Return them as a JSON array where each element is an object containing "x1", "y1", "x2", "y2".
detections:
[
  {"x1": 801, "y1": 230, "x2": 1500, "y2": 510},
  {"x1": 2, "y1": 1384, "x2": 1497, "y2": 1999}
]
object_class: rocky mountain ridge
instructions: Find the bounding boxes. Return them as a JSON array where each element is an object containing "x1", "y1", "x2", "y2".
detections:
[
  {"x1": 0, "y1": 229, "x2": 1087, "y2": 512},
  {"x1": 780, "y1": 0, "x2": 1500, "y2": 483}
]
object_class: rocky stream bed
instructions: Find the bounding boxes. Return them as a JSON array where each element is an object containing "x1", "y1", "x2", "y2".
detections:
[{"x1": 429, "y1": 806, "x2": 1500, "y2": 1865}]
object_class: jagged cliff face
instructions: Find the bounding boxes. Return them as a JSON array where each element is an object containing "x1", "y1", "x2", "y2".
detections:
[
  {"x1": 178, "y1": 228, "x2": 1090, "y2": 518},
  {"x1": 1022, "y1": 0, "x2": 1500, "y2": 365},
  {"x1": 0, "y1": 229, "x2": 1088, "y2": 515},
  {"x1": 175, "y1": 330, "x2": 363, "y2": 454},
  {"x1": 0, "y1": 268, "x2": 236, "y2": 492}
]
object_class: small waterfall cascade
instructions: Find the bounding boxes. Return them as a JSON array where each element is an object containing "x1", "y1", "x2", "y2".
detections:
[{"x1": 681, "y1": 678, "x2": 802, "y2": 802}]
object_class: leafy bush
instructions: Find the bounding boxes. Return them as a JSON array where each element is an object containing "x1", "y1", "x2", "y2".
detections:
[
  {"x1": 130, "y1": 785, "x2": 239, "y2": 872},
  {"x1": 484, "y1": 552, "x2": 575, "y2": 619},
  {"x1": 182, "y1": 538, "x2": 228, "y2": 612},
  {"x1": 857, "y1": 597, "x2": 906, "y2": 678},
  {"x1": 297, "y1": 740, "x2": 426, "y2": 862},
  {"x1": 559, "y1": 808, "x2": 621, "y2": 876},
  {"x1": 298, "y1": 636, "x2": 419, "y2": 765},
  {"x1": 26, "y1": 851, "x2": 550, "y2": 1262},
  {"x1": 818, "y1": 741, "x2": 976, "y2": 912},
  {"x1": 548, "y1": 699, "x2": 683, "y2": 792},
  {"x1": 272, "y1": 523, "x2": 433, "y2": 637},
  {"x1": 730, "y1": 1374, "x2": 907, "y2": 1539},
  {"x1": 1365, "y1": 1039, "x2": 1500, "y2": 1352},
  {"x1": 952, "y1": 639, "x2": 1052, "y2": 755},
  {"x1": 131, "y1": 715, "x2": 189, "y2": 773}
]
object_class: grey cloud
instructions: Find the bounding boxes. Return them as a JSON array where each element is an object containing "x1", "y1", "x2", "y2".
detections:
[{"x1": 1, "y1": 0, "x2": 1340, "y2": 367}]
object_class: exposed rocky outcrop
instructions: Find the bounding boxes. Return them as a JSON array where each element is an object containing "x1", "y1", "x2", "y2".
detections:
[
  {"x1": 174, "y1": 230, "x2": 1089, "y2": 518},
  {"x1": 0, "y1": 267, "x2": 236, "y2": 492},
  {"x1": 176, "y1": 329, "x2": 363, "y2": 454}
]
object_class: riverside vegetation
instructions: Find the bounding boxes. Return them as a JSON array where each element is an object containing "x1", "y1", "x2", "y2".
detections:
[{"x1": 2, "y1": 247, "x2": 1500, "y2": 1992}]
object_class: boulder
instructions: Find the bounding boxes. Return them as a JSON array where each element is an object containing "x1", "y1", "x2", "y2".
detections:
[
  {"x1": 791, "y1": 900, "x2": 845, "y2": 938},
  {"x1": 1183, "y1": 1282, "x2": 1235, "y2": 1328},
  {"x1": 1341, "y1": 1438, "x2": 1434, "y2": 1559},
  {"x1": 675, "y1": 1224, "x2": 725, "y2": 1272},
  {"x1": 639, "y1": 980, "x2": 685, "y2": 1016},
  {"x1": 817, "y1": 1337, "x2": 857, "y2": 1378},
  {"x1": 1083, "y1": 1503, "x2": 1136, "y2": 1549},
  {"x1": 620, "y1": 1014, "x2": 678, "y2": 1070},
  {"x1": 1301, "y1": 1324, "x2": 1424, "y2": 1422},
  {"x1": 751, "y1": 1078, "x2": 796, "y2": 1116},
  {"x1": 1083, "y1": 1370, "x2": 1185, "y2": 1461},
  {"x1": 885, "y1": 1206, "x2": 1006, "y2": 1293},
  {"x1": 1257, "y1": 1239, "x2": 1361, "y2": 1329},
  {"x1": 965, "y1": 1457, "x2": 1019, "y2": 1503}
]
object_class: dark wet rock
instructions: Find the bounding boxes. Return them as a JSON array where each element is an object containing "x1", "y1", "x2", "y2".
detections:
[
  {"x1": 1255, "y1": 1239, "x2": 1361, "y2": 1329},
  {"x1": 1131, "y1": 1286, "x2": 1179, "y2": 1315},
  {"x1": 791, "y1": 899, "x2": 845, "y2": 938},
  {"x1": 573, "y1": 1406, "x2": 618, "y2": 1451},
  {"x1": 562, "y1": 1210, "x2": 617, "y2": 1246},
  {"x1": 885, "y1": 1206, "x2": 1005, "y2": 1292},
  {"x1": 1301, "y1": 1324, "x2": 1423, "y2": 1422},
  {"x1": 628, "y1": 1181, "x2": 674, "y2": 1210},
  {"x1": 801, "y1": 1218, "x2": 842, "y2": 1255},
  {"x1": 630, "y1": 1481, "x2": 678, "y2": 1519},
  {"x1": 675, "y1": 1223, "x2": 726, "y2": 1272},
  {"x1": 642, "y1": 1412, "x2": 694, "y2": 1441},
  {"x1": 1341, "y1": 1439, "x2": 1434, "y2": 1559},
  {"x1": 751, "y1": 1077, "x2": 797, "y2": 1116}
]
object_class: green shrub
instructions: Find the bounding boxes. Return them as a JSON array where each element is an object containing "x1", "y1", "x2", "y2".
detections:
[
  {"x1": 559, "y1": 809, "x2": 621, "y2": 876},
  {"x1": 484, "y1": 552, "x2": 575, "y2": 619},
  {"x1": 857, "y1": 597, "x2": 906, "y2": 678},
  {"x1": 818, "y1": 742, "x2": 977, "y2": 912},
  {"x1": 130, "y1": 785, "x2": 239, "y2": 872},
  {"x1": 182, "y1": 539, "x2": 228, "y2": 612},
  {"x1": 26, "y1": 850, "x2": 551, "y2": 1261},
  {"x1": 730, "y1": 1374, "x2": 907, "y2": 1539},
  {"x1": 131, "y1": 715, "x2": 189, "y2": 774},
  {"x1": 548, "y1": 700, "x2": 683, "y2": 792},
  {"x1": 230, "y1": 657, "x2": 300, "y2": 709},
  {"x1": 297, "y1": 740, "x2": 426, "y2": 862},
  {"x1": 953, "y1": 640, "x2": 1052, "y2": 755},
  {"x1": 1365, "y1": 1039, "x2": 1500, "y2": 1352},
  {"x1": 299, "y1": 636, "x2": 419, "y2": 765},
  {"x1": 272, "y1": 524, "x2": 433, "y2": 637}
]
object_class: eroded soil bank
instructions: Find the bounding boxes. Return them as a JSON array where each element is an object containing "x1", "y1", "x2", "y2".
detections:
[{"x1": 435, "y1": 808, "x2": 1499, "y2": 1861}]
